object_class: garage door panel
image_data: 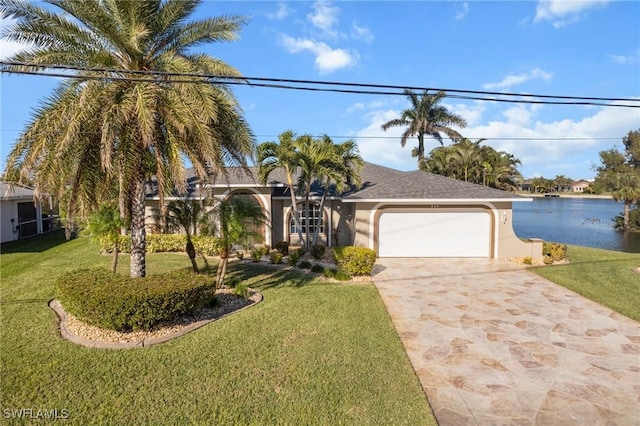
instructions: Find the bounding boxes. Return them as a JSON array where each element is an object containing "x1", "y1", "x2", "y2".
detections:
[{"x1": 378, "y1": 211, "x2": 490, "y2": 257}]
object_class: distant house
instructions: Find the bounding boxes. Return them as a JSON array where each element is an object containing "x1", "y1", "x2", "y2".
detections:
[
  {"x1": 519, "y1": 179, "x2": 532, "y2": 192},
  {"x1": 145, "y1": 162, "x2": 542, "y2": 259},
  {"x1": 571, "y1": 180, "x2": 591, "y2": 193},
  {"x1": 0, "y1": 182, "x2": 59, "y2": 243}
]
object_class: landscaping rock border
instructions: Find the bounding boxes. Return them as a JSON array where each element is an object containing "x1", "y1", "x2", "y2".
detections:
[{"x1": 49, "y1": 289, "x2": 262, "y2": 349}]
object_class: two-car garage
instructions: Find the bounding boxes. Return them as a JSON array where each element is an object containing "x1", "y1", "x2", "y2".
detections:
[{"x1": 376, "y1": 208, "x2": 492, "y2": 258}]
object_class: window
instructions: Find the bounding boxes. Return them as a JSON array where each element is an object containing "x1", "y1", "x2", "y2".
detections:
[{"x1": 290, "y1": 204, "x2": 324, "y2": 235}]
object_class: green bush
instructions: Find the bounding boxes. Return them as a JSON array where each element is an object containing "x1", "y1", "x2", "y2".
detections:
[
  {"x1": 543, "y1": 242, "x2": 567, "y2": 261},
  {"x1": 543, "y1": 255, "x2": 554, "y2": 265},
  {"x1": 311, "y1": 264, "x2": 324, "y2": 273},
  {"x1": 274, "y1": 241, "x2": 289, "y2": 255},
  {"x1": 270, "y1": 252, "x2": 283, "y2": 264},
  {"x1": 333, "y1": 246, "x2": 377, "y2": 276},
  {"x1": 322, "y1": 267, "x2": 337, "y2": 278},
  {"x1": 334, "y1": 270, "x2": 352, "y2": 281},
  {"x1": 522, "y1": 256, "x2": 533, "y2": 265},
  {"x1": 233, "y1": 284, "x2": 249, "y2": 298},
  {"x1": 298, "y1": 260, "x2": 311, "y2": 269},
  {"x1": 251, "y1": 248, "x2": 264, "y2": 262},
  {"x1": 56, "y1": 268, "x2": 216, "y2": 332},
  {"x1": 235, "y1": 250, "x2": 244, "y2": 260},
  {"x1": 287, "y1": 249, "x2": 302, "y2": 266},
  {"x1": 309, "y1": 244, "x2": 326, "y2": 260},
  {"x1": 101, "y1": 234, "x2": 221, "y2": 256}
]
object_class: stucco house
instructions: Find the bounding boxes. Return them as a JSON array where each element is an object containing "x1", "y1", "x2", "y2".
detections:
[
  {"x1": 1, "y1": 182, "x2": 59, "y2": 243},
  {"x1": 571, "y1": 180, "x2": 591, "y2": 193},
  {"x1": 145, "y1": 162, "x2": 542, "y2": 259}
]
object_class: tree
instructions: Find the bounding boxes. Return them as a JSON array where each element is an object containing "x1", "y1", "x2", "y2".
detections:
[
  {"x1": 381, "y1": 90, "x2": 466, "y2": 166},
  {"x1": 257, "y1": 131, "x2": 305, "y2": 246},
  {"x1": 553, "y1": 175, "x2": 573, "y2": 192},
  {"x1": 166, "y1": 200, "x2": 204, "y2": 273},
  {"x1": 82, "y1": 203, "x2": 126, "y2": 274},
  {"x1": 311, "y1": 137, "x2": 364, "y2": 246},
  {"x1": 452, "y1": 138, "x2": 483, "y2": 182},
  {"x1": 212, "y1": 196, "x2": 266, "y2": 288},
  {"x1": 2, "y1": 0, "x2": 254, "y2": 278},
  {"x1": 594, "y1": 131, "x2": 640, "y2": 231}
]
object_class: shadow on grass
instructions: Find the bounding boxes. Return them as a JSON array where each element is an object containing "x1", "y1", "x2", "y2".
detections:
[
  {"x1": 0, "y1": 298, "x2": 50, "y2": 306},
  {"x1": 0, "y1": 229, "x2": 68, "y2": 254},
  {"x1": 226, "y1": 262, "x2": 318, "y2": 290}
]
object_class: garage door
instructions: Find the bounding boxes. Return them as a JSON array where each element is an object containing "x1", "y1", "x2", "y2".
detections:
[{"x1": 378, "y1": 210, "x2": 490, "y2": 257}]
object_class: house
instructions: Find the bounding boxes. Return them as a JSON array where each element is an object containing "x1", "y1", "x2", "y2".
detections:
[
  {"x1": 145, "y1": 163, "x2": 542, "y2": 259},
  {"x1": 1, "y1": 182, "x2": 59, "y2": 243},
  {"x1": 571, "y1": 180, "x2": 591, "y2": 193}
]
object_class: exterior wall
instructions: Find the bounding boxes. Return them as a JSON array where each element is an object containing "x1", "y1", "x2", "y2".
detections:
[{"x1": 351, "y1": 201, "x2": 542, "y2": 259}]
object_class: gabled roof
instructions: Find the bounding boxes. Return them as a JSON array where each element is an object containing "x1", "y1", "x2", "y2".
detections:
[{"x1": 0, "y1": 182, "x2": 36, "y2": 201}]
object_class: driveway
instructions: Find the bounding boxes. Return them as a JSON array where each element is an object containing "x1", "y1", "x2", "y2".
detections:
[{"x1": 373, "y1": 258, "x2": 640, "y2": 426}]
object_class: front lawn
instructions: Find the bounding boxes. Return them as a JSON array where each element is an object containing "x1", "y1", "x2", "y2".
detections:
[
  {"x1": 530, "y1": 245, "x2": 640, "y2": 321},
  {"x1": 0, "y1": 231, "x2": 435, "y2": 425}
]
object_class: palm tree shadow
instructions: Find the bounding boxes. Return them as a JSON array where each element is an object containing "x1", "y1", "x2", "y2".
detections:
[{"x1": 0, "y1": 230, "x2": 68, "y2": 254}]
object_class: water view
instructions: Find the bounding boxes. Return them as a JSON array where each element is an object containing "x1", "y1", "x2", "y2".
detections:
[{"x1": 512, "y1": 197, "x2": 640, "y2": 253}]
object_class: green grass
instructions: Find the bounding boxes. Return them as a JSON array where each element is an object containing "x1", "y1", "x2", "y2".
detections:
[
  {"x1": 1, "y1": 231, "x2": 435, "y2": 425},
  {"x1": 530, "y1": 245, "x2": 640, "y2": 321}
]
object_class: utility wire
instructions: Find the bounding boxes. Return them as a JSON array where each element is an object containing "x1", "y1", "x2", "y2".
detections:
[{"x1": 2, "y1": 61, "x2": 639, "y2": 108}]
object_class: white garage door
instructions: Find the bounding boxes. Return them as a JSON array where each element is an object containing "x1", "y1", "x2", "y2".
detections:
[{"x1": 378, "y1": 211, "x2": 491, "y2": 257}]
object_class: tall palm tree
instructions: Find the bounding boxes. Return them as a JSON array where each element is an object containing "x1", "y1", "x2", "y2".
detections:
[
  {"x1": 452, "y1": 138, "x2": 483, "y2": 182},
  {"x1": 257, "y1": 131, "x2": 304, "y2": 246},
  {"x1": 2, "y1": 0, "x2": 254, "y2": 278},
  {"x1": 311, "y1": 136, "x2": 364, "y2": 246},
  {"x1": 611, "y1": 172, "x2": 640, "y2": 231},
  {"x1": 381, "y1": 90, "x2": 467, "y2": 165}
]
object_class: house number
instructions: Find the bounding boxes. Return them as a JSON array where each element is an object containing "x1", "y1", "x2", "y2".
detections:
[{"x1": 430, "y1": 204, "x2": 439, "y2": 208}]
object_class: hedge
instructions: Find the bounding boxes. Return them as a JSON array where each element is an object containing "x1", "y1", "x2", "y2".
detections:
[
  {"x1": 333, "y1": 246, "x2": 377, "y2": 276},
  {"x1": 56, "y1": 268, "x2": 216, "y2": 332},
  {"x1": 100, "y1": 234, "x2": 222, "y2": 256}
]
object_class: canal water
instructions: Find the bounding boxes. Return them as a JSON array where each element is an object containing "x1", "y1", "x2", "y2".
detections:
[{"x1": 512, "y1": 197, "x2": 640, "y2": 253}]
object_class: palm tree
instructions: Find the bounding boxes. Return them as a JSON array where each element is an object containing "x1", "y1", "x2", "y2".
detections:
[
  {"x1": 2, "y1": 0, "x2": 254, "y2": 278},
  {"x1": 611, "y1": 172, "x2": 640, "y2": 231},
  {"x1": 311, "y1": 137, "x2": 364, "y2": 246},
  {"x1": 166, "y1": 200, "x2": 204, "y2": 273},
  {"x1": 257, "y1": 131, "x2": 305, "y2": 246},
  {"x1": 82, "y1": 203, "x2": 127, "y2": 274},
  {"x1": 381, "y1": 90, "x2": 467, "y2": 165},
  {"x1": 452, "y1": 138, "x2": 483, "y2": 182},
  {"x1": 212, "y1": 196, "x2": 266, "y2": 288}
]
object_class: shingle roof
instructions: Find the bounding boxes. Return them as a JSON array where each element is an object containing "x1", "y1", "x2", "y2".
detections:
[
  {"x1": 0, "y1": 182, "x2": 36, "y2": 201},
  {"x1": 147, "y1": 162, "x2": 524, "y2": 201}
]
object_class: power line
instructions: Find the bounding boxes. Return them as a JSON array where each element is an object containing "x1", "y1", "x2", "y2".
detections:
[{"x1": 2, "y1": 61, "x2": 639, "y2": 108}]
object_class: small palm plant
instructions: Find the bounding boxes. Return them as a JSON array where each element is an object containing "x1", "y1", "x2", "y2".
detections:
[
  {"x1": 83, "y1": 204, "x2": 127, "y2": 274},
  {"x1": 165, "y1": 200, "x2": 204, "y2": 273}
]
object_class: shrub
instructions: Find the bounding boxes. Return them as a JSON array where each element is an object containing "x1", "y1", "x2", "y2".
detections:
[
  {"x1": 56, "y1": 268, "x2": 215, "y2": 332},
  {"x1": 287, "y1": 249, "x2": 302, "y2": 266},
  {"x1": 192, "y1": 235, "x2": 222, "y2": 256},
  {"x1": 100, "y1": 234, "x2": 222, "y2": 256},
  {"x1": 543, "y1": 242, "x2": 567, "y2": 261},
  {"x1": 334, "y1": 270, "x2": 352, "y2": 281},
  {"x1": 233, "y1": 284, "x2": 249, "y2": 298},
  {"x1": 251, "y1": 248, "x2": 264, "y2": 262},
  {"x1": 522, "y1": 256, "x2": 533, "y2": 265},
  {"x1": 274, "y1": 241, "x2": 289, "y2": 255},
  {"x1": 270, "y1": 252, "x2": 283, "y2": 264},
  {"x1": 311, "y1": 264, "x2": 324, "y2": 273},
  {"x1": 333, "y1": 246, "x2": 377, "y2": 276},
  {"x1": 235, "y1": 250, "x2": 244, "y2": 260},
  {"x1": 322, "y1": 267, "x2": 337, "y2": 278},
  {"x1": 543, "y1": 255, "x2": 554, "y2": 265},
  {"x1": 298, "y1": 260, "x2": 311, "y2": 269},
  {"x1": 309, "y1": 244, "x2": 326, "y2": 260}
]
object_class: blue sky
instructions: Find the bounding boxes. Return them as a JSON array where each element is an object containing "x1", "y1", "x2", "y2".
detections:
[{"x1": 1, "y1": 0, "x2": 639, "y2": 180}]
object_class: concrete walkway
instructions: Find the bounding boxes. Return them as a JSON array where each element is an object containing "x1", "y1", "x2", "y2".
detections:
[{"x1": 373, "y1": 258, "x2": 640, "y2": 425}]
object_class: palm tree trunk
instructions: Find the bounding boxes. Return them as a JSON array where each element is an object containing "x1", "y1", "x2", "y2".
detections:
[
  {"x1": 305, "y1": 183, "x2": 311, "y2": 251},
  {"x1": 130, "y1": 175, "x2": 147, "y2": 278},
  {"x1": 216, "y1": 252, "x2": 229, "y2": 289},
  {"x1": 286, "y1": 173, "x2": 304, "y2": 248},
  {"x1": 623, "y1": 202, "x2": 631, "y2": 231},
  {"x1": 111, "y1": 243, "x2": 119, "y2": 274},
  {"x1": 312, "y1": 179, "x2": 329, "y2": 246},
  {"x1": 186, "y1": 238, "x2": 199, "y2": 273}
]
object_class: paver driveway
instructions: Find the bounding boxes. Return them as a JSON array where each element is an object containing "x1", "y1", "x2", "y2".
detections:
[{"x1": 373, "y1": 258, "x2": 640, "y2": 426}]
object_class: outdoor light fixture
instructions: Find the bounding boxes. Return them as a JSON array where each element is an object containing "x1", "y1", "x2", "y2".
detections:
[{"x1": 501, "y1": 211, "x2": 508, "y2": 224}]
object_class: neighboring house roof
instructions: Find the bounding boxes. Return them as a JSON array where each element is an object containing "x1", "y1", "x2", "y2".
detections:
[
  {"x1": 0, "y1": 182, "x2": 36, "y2": 201},
  {"x1": 146, "y1": 162, "x2": 526, "y2": 202},
  {"x1": 572, "y1": 180, "x2": 591, "y2": 186}
]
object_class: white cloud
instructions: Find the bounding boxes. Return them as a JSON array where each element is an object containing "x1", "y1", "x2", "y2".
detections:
[
  {"x1": 483, "y1": 68, "x2": 553, "y2": 90},
  {"x1": 455, "y1": 2, "x2": 470, "y2": 21},
  {"x1": 345, "y1": 99, "x2": 386, "y2": 114},
  {"x1": 278, "y1": 34, "x2": 357, "y2": 73},
  {"x1": 608, "y1": 49, "x2": 640, "y2": 64},
  {"x1": 266, "y1": 2, "x2": 293, "y2": 20},
  {"x1": 350, "y1": 100, "x2": 640, "y2": 178},
  {"x1": 0, "y1": 18, "x2": 33, "y2": 60},
  {"x1": 534, "y1": 0, "x2": 610, "y2": 27},
  {"x1": 307, "y1": 1, "x2": 340, "y2": 38},
  {"x1": 351, "y1": 21, "x2": 374, "y2": 43}
]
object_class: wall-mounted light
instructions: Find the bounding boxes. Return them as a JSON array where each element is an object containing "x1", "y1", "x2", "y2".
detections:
[{"x1": 501, "y1": 211, "x2": 508, "y2": 224}]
